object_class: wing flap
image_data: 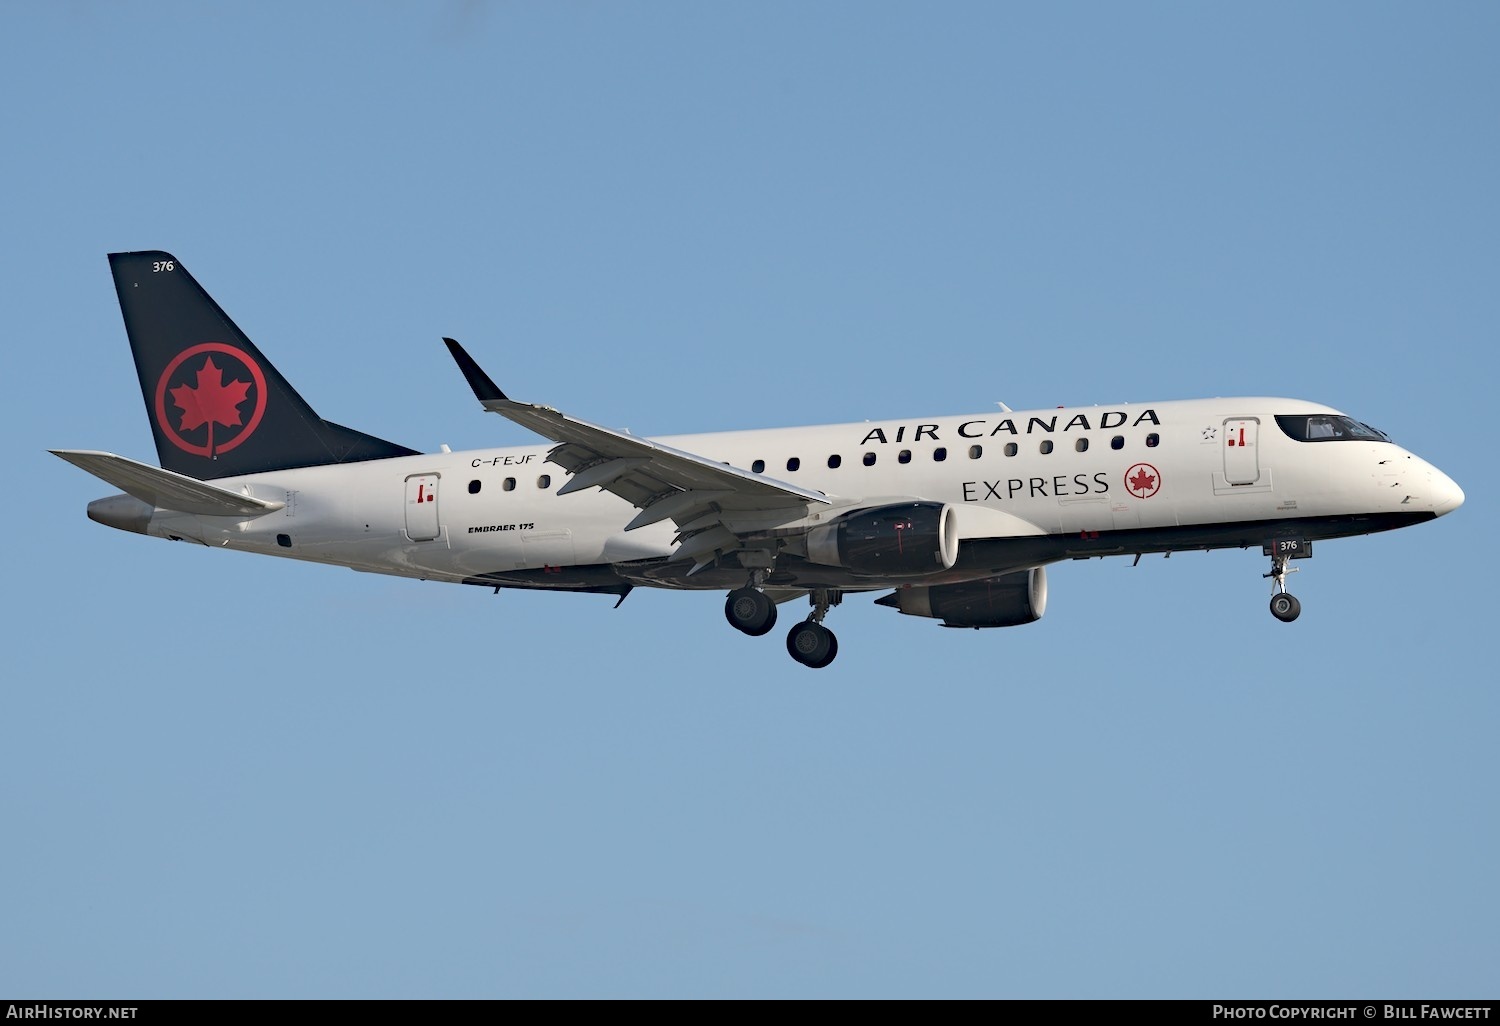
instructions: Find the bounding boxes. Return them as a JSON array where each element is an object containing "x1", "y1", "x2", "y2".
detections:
[{"x1": 51, "y1": 450, "x2": 285, "y2": 517}]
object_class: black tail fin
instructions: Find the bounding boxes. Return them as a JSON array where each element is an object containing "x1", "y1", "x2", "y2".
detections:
[{"x1": 110, "y1": 250, "x2": 417, "y2": 481}]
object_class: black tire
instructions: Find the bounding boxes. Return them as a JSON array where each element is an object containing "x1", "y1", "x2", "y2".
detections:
[
  {"x1": 786, "y1": 621, "x2": 837, "y2": 668},
  {"x1": 811, "y1": 631, "x2": 838, "y2": 669},
  {"x1": 725, "y1": 588, "x2": 777, "y2": 636},
  {"x1": 1269, "y1": 592, "x2": 1302, "y2": 623}
]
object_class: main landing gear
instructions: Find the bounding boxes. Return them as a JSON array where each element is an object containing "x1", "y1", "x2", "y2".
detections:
[
  {"x1": 786, "y1": 590, "x2": 840, "y2": 669},
  {"x1": 1264, "y1": 550, "x2": 1302, "y2": 623},
  {"x1": 724, "y1": 579, "x2": 842, "y2": 668},
  {"x1": 724, "y1": 586, "x2": 777, "y2": 636}
]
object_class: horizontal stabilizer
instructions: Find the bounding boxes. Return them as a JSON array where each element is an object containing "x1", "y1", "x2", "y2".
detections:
[{"x1": 50, "y1": 450, "x2": 285, "y2": 517}]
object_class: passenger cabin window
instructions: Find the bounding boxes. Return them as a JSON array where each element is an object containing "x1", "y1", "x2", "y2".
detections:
[
  {"x1": 898, "y1": 450, "x2": 912, "y2": 464},
  {"x1": 1111, "y1": 435, "x2": 1124, "y2": 450},
  {"x1": 538, "y1": 475, "x2": 551, "y2": 489},
  {"x1": 863, "y1": 452, "x2": 876, "y2": 466},
  {"x1": 752, "y1": 459, "x2": 765, "y2": 474},
  {"x1": 968, "y1": 445, "x2": 982, "y2": 459},
  {"x1": 1146, "y1": 433, "x2": 1159, "y2": 448},
  {"x1": 1004, "y1": 442, "x2": 1018, "y2": 457},
  {"x1": 786, "y1": 457, "x2": 800, "y2": 472},
  {"x1": 503, "y1": 477, "x2": 516, "y2": 491},
  {"x1": 933, "y1": 447, "x2": 947, "y2": 462},
  {"x1": 1039, "y1": 440, "x2": 1054, "y2": 454},
  {"x1": 828, "y1": 455, "x2": 842, "y2": 469},
  {"x1": 1276, "y1": 414, "x2": 1391, "y2": 442},
  {"x1": 1075, "y1": 438, "x2": 1089, "y2": 453},
  {"x1": 468, "y1": 480, "x2": 482, "y2": 494}
]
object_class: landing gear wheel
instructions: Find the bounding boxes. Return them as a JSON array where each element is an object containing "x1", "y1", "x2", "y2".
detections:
[
  {"x1": 787, "y1": 620, "x2": 838, "y2": 668},
  {"x1": 725, "y1": 587, "x2": 777, "y2": 637},
  {"x1": 1269, "y1": 592, "x2": 1302, "y2": 622},
  {"x1": 1263, "y1": 549, "x2": 1304, "y2": 623}
]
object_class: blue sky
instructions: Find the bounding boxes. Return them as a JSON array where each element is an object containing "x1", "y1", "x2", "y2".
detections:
[{"x1": 3, "y1": 2, "x2": 1496, "y2": 998}]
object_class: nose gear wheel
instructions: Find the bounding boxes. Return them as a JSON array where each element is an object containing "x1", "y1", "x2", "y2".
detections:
[{"x1": 1264, "y1": 552, "x2": 1302, "y2": 623}]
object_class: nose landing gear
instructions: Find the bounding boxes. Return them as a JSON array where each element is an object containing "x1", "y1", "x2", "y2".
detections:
[
  {"x1": 1269, "y1": 590, "x2": 1302, "y2": 622},
  {"x1": 1264, "y1": 549, "x2": 1302, "y2": 622}
]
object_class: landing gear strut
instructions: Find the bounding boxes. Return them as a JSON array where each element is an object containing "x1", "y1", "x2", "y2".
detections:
[
  {"x1": 1264, "y1": 552, "x2": 1302, "y2": 623},
  {"x1": 786, "y1": 589, "x2": 840, "y2": 668}
]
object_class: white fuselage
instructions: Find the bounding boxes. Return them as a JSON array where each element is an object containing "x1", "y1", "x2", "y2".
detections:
[{"x1": 125, "y1": 397, "x2": 1462, "y2": 592}]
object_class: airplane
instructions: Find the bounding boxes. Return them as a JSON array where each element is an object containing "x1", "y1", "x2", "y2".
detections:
[{"x1": 53, "y1": 251, "x2": 1465, "y2": 668}]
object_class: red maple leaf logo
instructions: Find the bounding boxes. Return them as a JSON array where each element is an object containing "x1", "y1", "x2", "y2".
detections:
[
  {"x1": 1128, "y1": 467, "x2": 1156, "y2": 494},
  {"x1": 169, "y1": 356, "x2": 252, "y2": 456}
]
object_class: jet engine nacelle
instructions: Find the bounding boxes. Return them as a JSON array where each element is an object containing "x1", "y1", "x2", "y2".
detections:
[
  {"x1": 805, "y1": 502, "x2": 959, "y2": 577},
  {"x1": 880, "y1": 567, "x2": 1048, "y2": 628}
]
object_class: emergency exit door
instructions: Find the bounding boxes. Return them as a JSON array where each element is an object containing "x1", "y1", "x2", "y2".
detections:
[
  {"x1": 1223, "y1": 418, "x2": 1260, "y2": 485},
  {"x1": 405, "y1": 474, "x2": 441, "y2": 541}
]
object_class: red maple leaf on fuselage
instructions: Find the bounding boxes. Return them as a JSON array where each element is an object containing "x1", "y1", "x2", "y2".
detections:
[
  {"x1": 1129, "y1": 467, "x2": 1157, "y2": 494},
  {"x1": 170, "y1": 356, "x2": 252, "y2": 435}
]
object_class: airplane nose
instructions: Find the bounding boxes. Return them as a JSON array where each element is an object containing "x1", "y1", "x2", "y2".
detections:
[{"x1": 1431, "y1": 468, "x2": 1465, "y2": 516}]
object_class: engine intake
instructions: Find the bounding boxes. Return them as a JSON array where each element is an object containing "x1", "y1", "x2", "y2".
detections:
[
  {"x1": 806, "y1": 502, "x2": 959, "y2": 577},
  {"x1": 878, "y1": 568, "x2": 1048, "y2": 628}
]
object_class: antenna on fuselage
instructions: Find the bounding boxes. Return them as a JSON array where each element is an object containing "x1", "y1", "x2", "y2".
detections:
[{"x1": 996, "y1": 402, "x2": 1012, "y2": 413}]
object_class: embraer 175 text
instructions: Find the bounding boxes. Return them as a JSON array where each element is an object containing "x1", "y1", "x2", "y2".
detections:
[{"x1": 54, "y1": 252, "x2": 1464, "y2": 667}]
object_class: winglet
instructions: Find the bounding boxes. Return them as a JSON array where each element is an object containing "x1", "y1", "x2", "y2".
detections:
[{"x1": 444, "y1": 338, "x2": 508, "y2": 402}]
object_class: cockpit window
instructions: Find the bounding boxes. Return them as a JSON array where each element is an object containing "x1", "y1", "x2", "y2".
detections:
[{"x1": 1276, "y1": 415, "x2": 1391, "y2": 443}]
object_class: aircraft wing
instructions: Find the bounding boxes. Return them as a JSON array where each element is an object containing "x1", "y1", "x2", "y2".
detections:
[
  {"x1": 51, "y1": 450, "x2": 286, "y2": 517},
  {"x1": 445, "y1": 339, "x2": 831, "y2": 566}
]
